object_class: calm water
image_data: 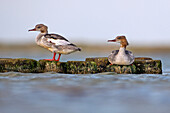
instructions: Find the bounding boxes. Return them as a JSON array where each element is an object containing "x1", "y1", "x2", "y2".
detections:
[{"x1": 0, "y1": 50, "x2": 170, "y2": 113}]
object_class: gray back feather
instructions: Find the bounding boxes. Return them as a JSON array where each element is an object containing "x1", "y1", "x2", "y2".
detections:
[
  {"x1": 44, "y1": 34, "x2": 69, "y2": 41},
  {"x1": 125, "y1": 50, "x2": 134, "y2": 63},
  {"x1": 108, "y1": 50, "x2": 119, "y2": 63}
]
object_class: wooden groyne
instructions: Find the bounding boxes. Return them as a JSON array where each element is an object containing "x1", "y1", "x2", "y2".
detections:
[{"x1": 0, "y1": 57, "x2": 162, "y2": 74}]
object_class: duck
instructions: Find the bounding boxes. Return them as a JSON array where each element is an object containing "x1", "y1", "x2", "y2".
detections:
[
  {"x1": 108, "y1": 36, "x2": 134, "y2": 65},
  {"x1": 28, "y1": 24, "x2": 81, "y2": 61}
]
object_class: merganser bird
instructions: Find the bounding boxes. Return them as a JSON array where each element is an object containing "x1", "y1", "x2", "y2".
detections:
[
  {"x1": 108, "y1": 36, "x2": 134, "y2": 65},
  {"x1": 28, "y1": 24, "x2": 81, "y2": 61}
]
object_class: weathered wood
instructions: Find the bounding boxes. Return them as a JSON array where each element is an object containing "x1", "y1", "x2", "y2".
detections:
[
  {"x1": 106, "y1": 64, "x2": 136, "y2": 74},
  {"x1": 133, "y1": 60, "x2": 162, "y2": 74},
  {"x1": 66, "y1": 61, "x2": 97, "y2": 74},
  {"x1": 86, "y1": 57, "x2": 109, "y2": 72},
  {"x1": 0, "y1": 58, "x2": 40, "y2": 73},
  {"x1": 86, "y1": 57, "x2": 162, "y2": 74},
  {"x1": 0, "y1": 57, "x2": 162, "y2": 74},
  {"x1": 38, "y1": 60, "x2": 67, "y2": 73}
]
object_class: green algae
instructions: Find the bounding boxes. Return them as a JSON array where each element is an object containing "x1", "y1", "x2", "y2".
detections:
[
  {"x1": 38, "y1": 60, "x2": 67, "y2": 73},
  {"x1": 106, "y1": 64, "x2": 136, "y2": 74},
  {"x1": 86, "y1": 57, "x2": 109, "y2": 72},
  {"x1": 133, "y1": 60, "x2": 162, "y2": 74},
  {"x1": 0, "y1": 57, "x2": 162, "y2": 74},
  {"x1": 0, "y1": 58, "x2": 40, "y2": 73},
  {"x1": 66, "y1": 61, "x2": 97, "y2": 74}
]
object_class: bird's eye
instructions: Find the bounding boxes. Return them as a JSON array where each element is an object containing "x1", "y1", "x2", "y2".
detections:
[{"x1": 37, "y1": 26, "x2": 41, "y2": 29}]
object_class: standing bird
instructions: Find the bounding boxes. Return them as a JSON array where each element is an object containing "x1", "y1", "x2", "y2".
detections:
[
  {"x1": 28, "y1": 24, "x2": 81, "y2": 61},
  {"x1": 108, "y1": 36, "x2": 134, "y2": 65}
]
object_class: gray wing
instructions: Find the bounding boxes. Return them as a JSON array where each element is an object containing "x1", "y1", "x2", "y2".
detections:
[
  {"x1": 108, "y1": 50, "x2": 119, "y2": 64},
  {"x1": 41, "y1": 33, "x2": 71, "y2": 48},
  {"x1": 41, "y1": 33, "x2": 81, "y2": 53},
  {"x1": 111, "y1": 50, "x2": 119, "y2": 54},
  {"x1": 44, "y1": 34, "x2": 69, "y2": 41},
  {"x1": 53, "y1": 44, "x2": 81, "y2": 54},
  {"x1": 57, "y1": 44, "x2": 81, "y2": 51},
  {"x1": 125, "y1": 50, "x2": 135, "y2": 63}
]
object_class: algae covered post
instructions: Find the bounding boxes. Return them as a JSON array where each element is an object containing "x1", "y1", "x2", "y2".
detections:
[{"x1": 0, "y1": 57, "x2": 162, "y2": 74}]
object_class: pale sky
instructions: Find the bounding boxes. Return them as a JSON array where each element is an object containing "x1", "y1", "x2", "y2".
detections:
[{"x1": 0, "y1": 0, "x2": 170, "y2": 46}]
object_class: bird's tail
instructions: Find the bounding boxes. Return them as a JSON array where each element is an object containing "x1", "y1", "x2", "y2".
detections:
[{"x1": 78, "y1": 48, "x2": 81, "y2": 51}]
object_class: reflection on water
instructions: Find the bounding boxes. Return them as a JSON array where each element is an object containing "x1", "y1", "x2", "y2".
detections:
[{"x1": 0, "y1": 47, "x2": 170, "y2": 113}]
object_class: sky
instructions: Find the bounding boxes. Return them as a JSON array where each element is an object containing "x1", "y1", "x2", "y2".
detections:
[{"x1": 0, "y1": 0, "x2": 170, "y2": 46}]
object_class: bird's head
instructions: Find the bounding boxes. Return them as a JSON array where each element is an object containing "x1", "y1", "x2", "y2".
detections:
[
  {"x1": 28, "y1": 24, "x2": 48, "y2": 33},
  {"x1": 108, "y1": 36, "x2": 129, "y2": 47}
]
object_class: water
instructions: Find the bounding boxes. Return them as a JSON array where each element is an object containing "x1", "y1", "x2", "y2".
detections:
[{"x1": 0, "y1": 50, "x2": 170, "y2": 113}]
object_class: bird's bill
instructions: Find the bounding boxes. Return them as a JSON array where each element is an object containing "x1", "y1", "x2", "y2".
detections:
[
  {"x1": 108, "y1": 39, "x2": 116, "y2": 42},
  {"x1": 28, "y1": 28, "x2": 36, "y2": 31}
]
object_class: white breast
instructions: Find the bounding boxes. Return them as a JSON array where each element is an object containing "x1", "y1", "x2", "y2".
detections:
[
  {"x1": 115, "y1": 47, "x2": 132, "y2": 65},
  {"x1": 115, "y1": 53, "x2": 129, "y2": 64},
  {"x1": 36, "y1": 34, "x2": 46, "y2": 46}
]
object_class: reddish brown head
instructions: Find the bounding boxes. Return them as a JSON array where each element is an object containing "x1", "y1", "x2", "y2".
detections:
[
  {"x1": 28, "y1": 24, "x2": 48, "y2": 33},
  {"x1": 108, "y1": 36, "x2": 129, "y2": 48}
]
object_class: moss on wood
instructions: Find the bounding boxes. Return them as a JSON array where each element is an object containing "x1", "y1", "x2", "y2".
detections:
[
  {"x1": 66, "y1": 61, "x2": 97, "y2": 74},
  {"x1": 86, "y1": 57, "x2": 109, "y2": 72},
  {"x1": 133, "y1": 60, "x2": 162, "y2": 74},
  {"x1": 0, "y1": 57, "x2": 162, "y2": 74},
  {"x1": 0, "y1": 58, "x2": 39, "y2": 73},
  {"x1": 106, "y1": 64, "x2": 136, "y2": 74}
]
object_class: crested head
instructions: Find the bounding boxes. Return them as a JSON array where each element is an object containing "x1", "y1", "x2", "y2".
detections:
[
  {"x1": 108, "y1": 36, "x2": 129, "y2": 48},
  {"x1": 29, "y1": 24, "x2": 48, "y2": 33}
]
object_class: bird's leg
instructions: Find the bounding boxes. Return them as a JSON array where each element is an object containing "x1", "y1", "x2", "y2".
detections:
[
  {"x1": 130, "y1": 64, "x2": 134, "y2": 66},
  {"x1": 52, "y1": 52, "x2": 56, "y2": 60},
  {"x1": 44, "y1": 52, "x2": 60, "y2": 61},
  {"x1": 56, "y1": 54, "x2": 61, "y2": 61}
]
